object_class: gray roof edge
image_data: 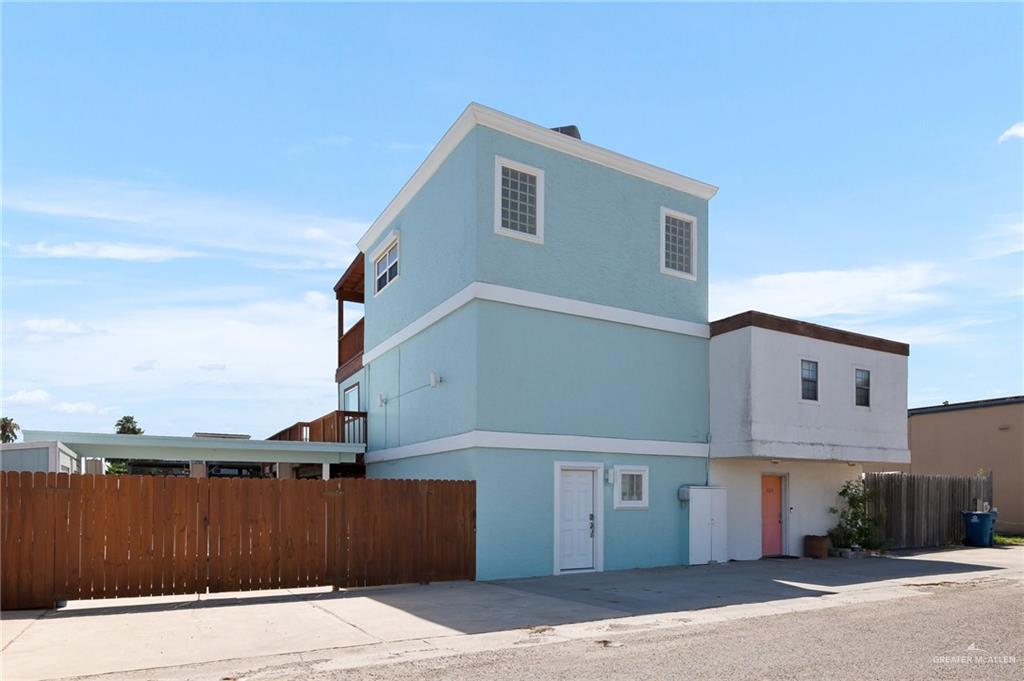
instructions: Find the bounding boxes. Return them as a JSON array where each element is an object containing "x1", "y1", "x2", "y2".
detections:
[
  {"x1": 22, "y1": 430, "x2": 364, "y2": 454},
  {"x1": 909, "y1": 395, "x2": 1024, "y2": 416}
]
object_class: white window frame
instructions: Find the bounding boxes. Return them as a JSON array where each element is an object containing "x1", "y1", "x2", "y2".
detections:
[
  {"x1": 799, "y1": 357, "x2": 820, "y2": 404},
  {"x1": 371, "y1": 231, "x2": 400, "y2": 296},
  {"x1": 494, "y1": 156, "x2": 545, "y2": 244},
  {"x1": 343, "y1": 383, "x2": 360, "y2": 412},
  {"x1": 659, "y1": 207, "x2": 698, "y2": 281},
  {"x1": 613, "y1": 465, "x2": 650, "y2": 510}
]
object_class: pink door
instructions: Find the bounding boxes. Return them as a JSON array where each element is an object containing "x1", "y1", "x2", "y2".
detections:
[{"x1": 761, "y1": 475, "x2": 783, "y2": 556}]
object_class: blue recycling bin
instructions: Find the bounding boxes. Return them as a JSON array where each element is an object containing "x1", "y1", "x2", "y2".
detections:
[{"x1": 962, "y1": 511, "x2": 996, "y2": 547}]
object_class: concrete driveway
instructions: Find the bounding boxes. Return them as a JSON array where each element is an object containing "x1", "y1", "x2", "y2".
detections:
[{"x1": 2, "y1": 546, "x2": 1019, "y2": 681}]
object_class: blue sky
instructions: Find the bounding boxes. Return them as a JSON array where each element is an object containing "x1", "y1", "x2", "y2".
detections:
[{"x1": 3, "y1": 3, "x2": 1022, "y2": 438}]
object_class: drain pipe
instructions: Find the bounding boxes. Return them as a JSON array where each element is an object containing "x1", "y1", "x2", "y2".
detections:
[{"x1": 705, "y1": 432, "x2": 711, "y2": 486}]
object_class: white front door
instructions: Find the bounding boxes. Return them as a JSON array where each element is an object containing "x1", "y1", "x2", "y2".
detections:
[{"x1": 558, "y1": 469, "x2": 595, "y2": 571}]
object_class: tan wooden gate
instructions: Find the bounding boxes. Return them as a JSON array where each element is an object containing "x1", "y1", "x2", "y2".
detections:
[{"x1": 1, "y1": 472, "x2": 475, "y2": 610}]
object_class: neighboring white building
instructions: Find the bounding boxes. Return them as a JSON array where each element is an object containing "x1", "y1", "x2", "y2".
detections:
[
  {"x1": 0, "y1": 441, "x2": 83, "y2": 474},
  {"x1": 709, "y1": 311, "x2": 910, "y2": 561}
]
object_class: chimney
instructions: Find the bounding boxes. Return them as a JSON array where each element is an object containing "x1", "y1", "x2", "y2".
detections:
[{"x1": 550, "y1": 125, "x2": 581, "y2": 140}]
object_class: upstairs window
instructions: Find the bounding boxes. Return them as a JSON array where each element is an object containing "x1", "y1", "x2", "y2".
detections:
[
  {"x1": 494, "y1": 156, "x2": 544, "y2": 243},
  {"x1": 856, "y1": 369, "x2": 871, "y2": 407},
  {"x1": 801, "y1": 359, "x2": 819, "y2": 401},
  {"x1": 660, "y1": 208, "x2": 696, "y2": 280},
  {"x1": 374, "y1": 238, "x2": 399, "y2": 294}
]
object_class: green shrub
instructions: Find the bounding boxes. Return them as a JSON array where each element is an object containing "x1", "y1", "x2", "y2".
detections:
[{"x1": 828, "y1": 479, "x2": 883, "y2": 550}]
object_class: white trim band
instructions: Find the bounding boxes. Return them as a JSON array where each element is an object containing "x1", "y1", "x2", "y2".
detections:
[
  {"x1": 362, "y1": 281, "x2": 709, "y2": 364},
  {"x1": 358, "y1": 102, "x2": 718, "y2": 252},
  {"x1": 365, "y1": 430, "x2": 710, "y2": 464}
]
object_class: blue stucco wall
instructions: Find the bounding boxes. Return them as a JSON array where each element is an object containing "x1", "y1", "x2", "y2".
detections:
[
  {"x1": 475, "y1": 301, "x2": 709, "y2": 441},
  {"x1": 368, "y1": 448, "x2": 708, "y2": 580},
  {"x1": 362, "y1": 304, "x2": 478, "y2": 451},
  {"x1": 362, "y1": 129, "x2": 481, "y2": 350},
  {"x1": 474, "y1": 126, "x2": 709, "y2": 324}
]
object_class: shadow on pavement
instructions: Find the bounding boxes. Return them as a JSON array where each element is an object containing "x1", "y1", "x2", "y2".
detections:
[{"x1": 24, "y1": 551, "x2": 1004, "y2": 635}]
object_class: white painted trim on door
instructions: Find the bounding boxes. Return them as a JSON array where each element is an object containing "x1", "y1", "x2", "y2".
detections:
[
  {"x1": 357, "y1": 102, "x2": 718, "y2": 252},
  {"x1": 553, "y1": 461, "x2": 604, "y2": 576},
  {"x1": 364, "y1": 430, "x2": 710, "y2": 464},
  {"x1": 362, "y1": 281, "x2": 709, "y2": 364}
]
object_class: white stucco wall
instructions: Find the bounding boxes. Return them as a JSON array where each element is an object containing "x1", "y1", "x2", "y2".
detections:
[
  {"x1": 710, "y1": 326, "x2": 909, "y2": 463},
  {"x1": 709, "y1": 459, "x2": 863, "y2": 560}
]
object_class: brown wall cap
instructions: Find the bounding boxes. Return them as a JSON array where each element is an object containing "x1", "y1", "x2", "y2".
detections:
[{"x1": 710, "y1": 310, "x2": 910, "y2": 356}]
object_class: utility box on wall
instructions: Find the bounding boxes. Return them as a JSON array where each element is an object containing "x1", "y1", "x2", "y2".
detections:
[{"x1": 685, "y1": 486, "x2": 727, "y2": 564}]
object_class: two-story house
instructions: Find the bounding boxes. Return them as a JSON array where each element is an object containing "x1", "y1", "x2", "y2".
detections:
[
  {"x1": 330, "y1": 103, "x2": 910, "y2": 580},
  {"x1": 333, "y1": 103, "x2": 717, "y2": 580},
  {"x1": 709, "y1": 311, "x2": 910, "y2": 560}
]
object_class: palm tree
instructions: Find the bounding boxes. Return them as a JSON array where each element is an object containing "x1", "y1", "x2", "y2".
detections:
[
  {"x1": 114, "y1": 415, "x2": 144, "y2": 435},
  {"x1": 110, "y1": 415, "x2": 143, "y2": 474},
  {"x1": 1, "y1": 417, "x2": 20, "y2": 444}
]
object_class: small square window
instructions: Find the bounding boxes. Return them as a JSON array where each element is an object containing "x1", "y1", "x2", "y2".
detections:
[
  {"x1": 494, "y1": 157, "x2": 544, "y2": 243},
  {"x1": 374, "y1": 239, "x2": 399, "y2": 294},
  {"x1": 613, "y1": 466, "x2": 649, "y2": 509},
  {"x1": 801, "y1": 359, "x2": 819, "y2": 401},
  {"x1": 855, "y1": 369, "x2": 871, "y2": 407}
]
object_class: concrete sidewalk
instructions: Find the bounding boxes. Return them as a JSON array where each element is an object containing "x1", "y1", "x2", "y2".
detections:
[{"x1": 2, "y1": 546, "x2": 1020, "y2": 681}]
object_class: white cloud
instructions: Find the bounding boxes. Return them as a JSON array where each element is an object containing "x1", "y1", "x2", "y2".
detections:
[
  {"x1": 132, "y1": 360, "x2": 158, "y2": 372},
  {"x1": 5, "y1": 389, "x2": 52, "y2": 405},
  {"x1": 972, "y1": 222, "x2": 1024, "y2": 259},
  {"x1": 23, "y1": 318, "x2": 91, "y2": 335},
  {"x1": 52, "y1": 401, "x2": 108, "y2": 415},
  {"x1": 997, "y1": 122, "x2": 1024, "y2": 143},
  {"x1": 4, "y1": 178, "x2": 368, "y2": 270},
  {"x1": 19, "y1": 241, "x2": 200, "y2": 262},
  {"x1": 4, "y1": 292, "x2": 338, "y2": 430},
  {"x1": 303, "y1": 290, "x2": 330, "y2": 307},
  {"x1": 853, "y1": 318, "x2": 994, "y2": 347},
  {"x1": 198, "y1": 363, "x2": 226, "y2": 372},
  {"x1": 710, "y1": 262, "x2": 953, "y2": 320}
]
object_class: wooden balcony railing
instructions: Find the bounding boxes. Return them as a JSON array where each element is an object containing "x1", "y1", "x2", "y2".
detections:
[
  {"x1": 268, "y1": 410, "x2": 367, "y2": 445},
  {"x1": 336, "y1": 318, "x2": 364, "y2": 383}
]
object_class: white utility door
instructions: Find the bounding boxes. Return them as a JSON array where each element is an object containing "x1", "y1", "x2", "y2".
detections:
[
  {"x1": 709, "y1": 487, "x2": 728, "y2": 563},
  {"x1": 688, "y1": 488, "x2": 711, "y2": 565},
  {"x1": 688, "y1": 487, "x2": 727, "y2": 565},
  {"x1": 559, "y1": 469, "x2": 596, "y2": 571}
]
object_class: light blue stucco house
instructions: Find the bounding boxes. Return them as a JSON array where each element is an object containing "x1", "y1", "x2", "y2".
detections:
[{"x1": 333, "y1": 103, "x2": 719, "y2": 580}]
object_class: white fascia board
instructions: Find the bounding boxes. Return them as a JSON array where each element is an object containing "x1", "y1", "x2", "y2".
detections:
[
  {"x1": 357, "y1": 102, "x2": 719, "y2": 252},
  {"x1": 22, "y1": 431, "x2": 364, "y2": 462},
  {"x1": 362, "y1": 282, "x2": 709, "y2": 365},
  {"x1": 365, "y1": 430, "x2": 710, "y2": 464}
]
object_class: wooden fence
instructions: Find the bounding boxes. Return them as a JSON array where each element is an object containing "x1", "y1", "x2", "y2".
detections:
[
  {"x1": 0, "y1": 472, "x2": 475, "y2": 610},
  {"x1": 864, "y1": 471, "x2": 993, "y2": 549}
]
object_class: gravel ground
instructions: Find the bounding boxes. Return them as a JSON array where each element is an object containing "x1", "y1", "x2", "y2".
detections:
[{"x1": 307, "y1": 578, "x2": 1023, "y2": 681}]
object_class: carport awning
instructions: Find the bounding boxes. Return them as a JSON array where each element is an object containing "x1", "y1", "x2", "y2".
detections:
[{"x1": 22, "y1": 430, "x2": 363, "y2": 464}]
